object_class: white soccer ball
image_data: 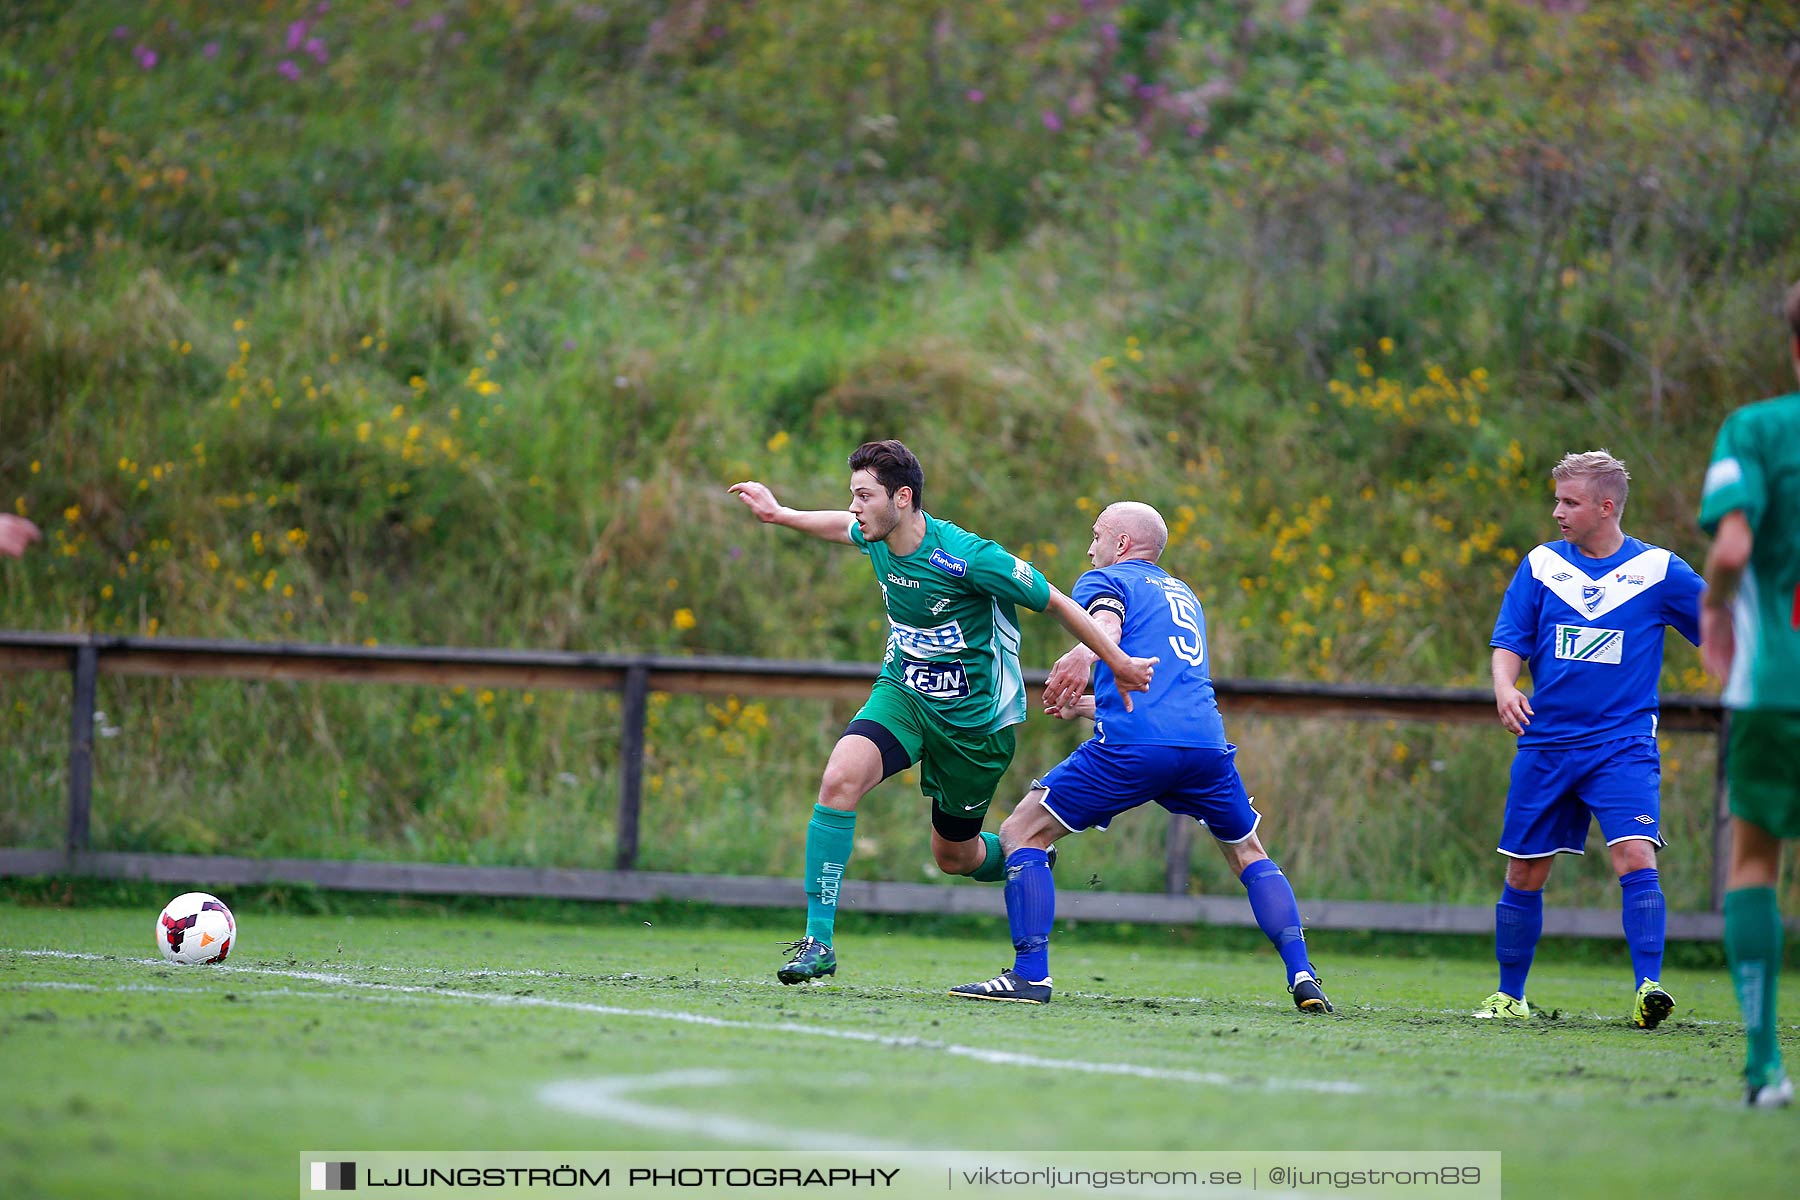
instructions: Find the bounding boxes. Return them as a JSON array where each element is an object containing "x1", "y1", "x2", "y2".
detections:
[{"x1": 155, "y1": 891, "x2": 237, "y2": 964}]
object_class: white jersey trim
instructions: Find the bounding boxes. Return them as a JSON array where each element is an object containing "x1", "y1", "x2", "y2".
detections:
[
  {"x1": 1527, "y1": 544, "x2": 1672, "y2": 622},
  {"x1": 1725, "y1": 562, "x2": 1759, "y2": 709}
]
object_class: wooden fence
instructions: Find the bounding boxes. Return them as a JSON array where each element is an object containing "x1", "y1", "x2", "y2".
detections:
[{"x1": 0, "y1": 631, "x2": 1734, "y2": 939}]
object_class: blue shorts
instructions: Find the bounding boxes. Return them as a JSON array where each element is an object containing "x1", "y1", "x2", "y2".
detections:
[
  {"x1": 1038, "y1": 741, "x2": 1260, "y2": 843},
  {"x1": 1499, "y1": 736, "x2": 1665, "y2": 859}
]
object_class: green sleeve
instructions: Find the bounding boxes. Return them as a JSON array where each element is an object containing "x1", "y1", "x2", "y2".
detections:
[
  {"x1": 1699, "y1": 411, "x2": 1764, "y2": 535},
  {"x1": 962, "y1": 537, "x2": 1052, "y2": 612}
]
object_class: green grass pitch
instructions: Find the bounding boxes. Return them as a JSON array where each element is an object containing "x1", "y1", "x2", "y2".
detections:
[{"x1": 2, "y1": 900, "x2": 1795, "y2": 1198}]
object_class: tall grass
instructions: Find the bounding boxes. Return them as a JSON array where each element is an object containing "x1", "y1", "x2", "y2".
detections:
[{"x1": 3, "y1": 1, "x2": 1797, "y2": 907}]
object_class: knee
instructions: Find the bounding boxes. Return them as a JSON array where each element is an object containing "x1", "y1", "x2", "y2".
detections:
[
  {"x1": 816, "y1": 768, "x2": 864, "y2": 811},
  {"x1": 931, "y1": 836, "x2": 980, "y2": 872},
  {"x1": 1612, "y1": 842, "x2": 1658, "y2": 877},
  {"x1": 1505, "y1": 858, "x2": 1551, "y2": 891}
]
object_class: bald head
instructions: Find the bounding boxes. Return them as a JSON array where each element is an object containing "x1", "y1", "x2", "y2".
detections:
[{"x1": 1093, "y1": 501, "x2": 1168, "y2": 565}]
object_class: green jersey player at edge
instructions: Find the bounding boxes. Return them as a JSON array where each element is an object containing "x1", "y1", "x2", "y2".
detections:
[{"x1": 731, "y1": 439, "x2": 1158, "y2": 985}]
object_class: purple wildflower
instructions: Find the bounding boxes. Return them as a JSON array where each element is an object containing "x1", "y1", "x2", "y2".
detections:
[
  {"x1": 111, "y1": 25, "x2": 130, "y2": 39},
  {"x1": 133, "y1": 45, "x2": 158, "y2": 70},
  {"x1": 304, "y1": 37, "x2": 329, "y2": 63},
  {"x1": 965, "y1": 88, "x2": 984, "y2": 103},
  {"x1": 1042, "y1": 110, "x2": 1064, "y2": 132},
  {"x1": 202, "y1": 41, "x2": 220, "y2": 59},
  {"x1": 286, "y1": 21, "x2": 309, "y2": 51},
  {"x1": 276, "y1": 59, "x2": 302, "y2": 81}
]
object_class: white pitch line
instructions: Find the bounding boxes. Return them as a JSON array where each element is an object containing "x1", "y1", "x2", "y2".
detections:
[
  {"x1": 5, "y1": 950, "x2": 1363, "y2": 1095},
  {"x1": 7, "y1": 949, "x2": 1752, "y2": 1028},
  {"x1": 538, "y1": 1071, "x2": 898, "y2": 1151}
]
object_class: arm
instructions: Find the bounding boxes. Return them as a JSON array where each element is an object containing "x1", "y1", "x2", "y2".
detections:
[
  {"x1": 1041, "y1": 609, "x2": 1108, "y2": 711},
  {"x1": 1043, "y1": 587, "x2": 1155, "y2": 711},
  {"x1": 0, "y1": 515, "x2": 41, "y2": 558},
  {"x1": 1046, "y1": 694, "x2": 1097, "y2": 722},
  {"x1": 1491, "y1": 647, "x2": 1532, "y2": 736},
  {"x1": 728, "y1": 481, "x2": 854, "y2": 545},
  {"x1": 1700, "y1": 510, "x2": 1752, "y2": 682}
]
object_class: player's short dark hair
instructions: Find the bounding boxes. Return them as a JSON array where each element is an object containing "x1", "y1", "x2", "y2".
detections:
[
  {"x1": 848, "y1": 440, "x2": 924, "y2": 512},
  {"x1": 1786, "y1": 278, "x2": 1800, "y2": 342}
]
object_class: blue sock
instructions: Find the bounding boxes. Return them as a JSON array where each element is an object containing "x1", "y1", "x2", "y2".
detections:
[
  {"x1": 1495, "y1": 883, "x2": 1543, "y2": 1000},
  {"x1": 1619, "y1": 867, "x2": 1665, "y2": 988},
  {"x1": 1240, "y1": 858, "x2": 1312, "y2": 983},
  {"x1": 1004, "y1": 848, "x2": 1054, "y2": 981}
]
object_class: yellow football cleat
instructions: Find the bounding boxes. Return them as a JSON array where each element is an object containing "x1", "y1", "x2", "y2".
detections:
[{"x1": 1473, "y1": 991, "x2": 1530, "y2": 1019}]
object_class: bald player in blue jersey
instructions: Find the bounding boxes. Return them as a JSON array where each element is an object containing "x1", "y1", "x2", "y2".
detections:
[
  {"x1": 947, "y1": 501, "x2": 1333, "y2": 1012},
  {"x1": 1479, "y1": 450, "x2": 1704, "y2": 1028}
]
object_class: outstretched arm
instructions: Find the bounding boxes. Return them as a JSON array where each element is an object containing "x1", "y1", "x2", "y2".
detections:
[
  {"x1": 1701, "y1": 510, "x2": 1752, "y2": 682},
  {"x1": 728, "y1": 481, "x2": 854, "y2": 544},
  {"x1": 1042, "y1": 588, "x2": 1155, "y2": 712},
  {"x1": 0, "y1": 515, "x2": 41, "y2": 558}
]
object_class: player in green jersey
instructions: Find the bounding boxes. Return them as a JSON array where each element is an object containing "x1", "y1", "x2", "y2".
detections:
[
  {"x1": 731, "y1": 440, "x2": 1158, "y2": 984},
  {"x1": 1698, "y1": 278, "x2": 1800, "y2": 1109}
]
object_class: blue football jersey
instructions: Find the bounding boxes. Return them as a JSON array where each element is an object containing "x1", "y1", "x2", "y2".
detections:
[
  {"x1": 1072, "y1": 559, "x2": 1227, "y2": 748},
  {"x1": 1489, "y1": 536, "x2": 1703, "y2": 748}
]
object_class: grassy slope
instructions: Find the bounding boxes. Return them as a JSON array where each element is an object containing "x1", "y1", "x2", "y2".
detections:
[
  {"x1": 3, "y1": 902, "x2": 1797, "y2": 1199},
  {"x1": 3, "y1": 3, "x2": 1799, "y2": 905}
]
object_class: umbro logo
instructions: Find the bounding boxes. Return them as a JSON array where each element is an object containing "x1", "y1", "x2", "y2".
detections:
[
  {"x1": 1634, "y1": 815, "x2": 1655, "y2": 825},
  {"x1": 1551, "y1": 572, "x2": 1573, "y2": 582}
]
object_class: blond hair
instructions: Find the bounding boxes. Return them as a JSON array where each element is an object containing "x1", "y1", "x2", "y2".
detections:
[{"x1": 1551, "y1": 450, "x2": 1630, "y2": 511}]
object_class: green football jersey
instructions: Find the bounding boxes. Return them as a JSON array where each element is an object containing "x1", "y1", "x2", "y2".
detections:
[
  {"x1": 1699, "y1": 393, "x2": 1800, "y2": 711},
  {"x1": 849, "y1": 513, "x2": 1053, "y2": 733}
]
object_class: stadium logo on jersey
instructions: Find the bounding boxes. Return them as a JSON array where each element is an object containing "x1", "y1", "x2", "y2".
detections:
[
  {"x1": 884, "y1": 572, "x2": 920, "y2": 588},
  {"x1": 927, "y1": 549, "x2": 967, "y2": 577},
  {"x1": 1580, "y1": 584, "x2": 1605, "y2": 613},
  {"x1": 1010, "y1": 555, "x2": 1034, "y2": 585},
  {"x1": 901, "y1": 658, "x2": 971, "y2": 700},
  {"x1": 889, "y1": 618, "x2": 968, "y2": 657},
  {"x1": 929, "y1": 597, "x2": 953, "y2": 615},
  {"x1": 1555, "y1": 624, "x2": 1624, "y2": 664}
]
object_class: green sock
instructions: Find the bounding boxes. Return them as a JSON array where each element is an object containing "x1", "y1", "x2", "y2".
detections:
[
  {"x1": 803, "y1": 804, "x2": 856, "y2": 945},
  {"x1": 967, "y1": 831, "x2": 1007, "y2": 882},
  {"x1": 1724, "y1": 886, "x2": 1786, "y2": 1087}
]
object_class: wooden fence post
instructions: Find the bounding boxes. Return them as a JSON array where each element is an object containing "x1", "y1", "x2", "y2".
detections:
[
  {"x1": 66, "y1": 642, "x2": 97, "y2": 854},
  {"x1": 615, "y1": 663, "x2": 650, "y2": 871}
]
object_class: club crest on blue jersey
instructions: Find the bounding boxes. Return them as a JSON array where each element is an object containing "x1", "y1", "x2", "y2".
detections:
[
  {"x1": 927, "y1": 548, "x2": 967, "y2": 577},
  {"x1": 901, "y1": 658, "x2": 971, "y2": 700},
  {"x1": 1581, "y1": 584, "x2": 1605, "y2": 613}
]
